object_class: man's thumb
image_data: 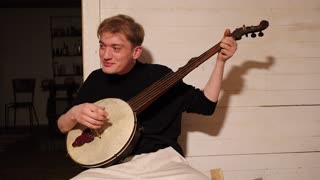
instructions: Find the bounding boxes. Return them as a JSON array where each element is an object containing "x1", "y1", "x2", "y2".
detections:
[{"x1": 223, "y1": 29, "x2": 231, "y2": 37}]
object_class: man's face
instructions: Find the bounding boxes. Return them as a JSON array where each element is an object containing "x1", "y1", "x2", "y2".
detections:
[{"x1": 99, "y1": 32, "x2": 141, "y2": 75}]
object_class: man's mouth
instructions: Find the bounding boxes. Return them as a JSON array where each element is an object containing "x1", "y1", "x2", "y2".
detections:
[{"x1": 103, "y1": 62, "x2": 113, "y2": 67}]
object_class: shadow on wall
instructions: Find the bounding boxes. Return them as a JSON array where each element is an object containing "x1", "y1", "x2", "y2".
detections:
[
  {"x1": 180, "y1": 56, "x2": 275, "y2": 154},
  {"x1": 139, "y1": 47, "x2": 154, "y2": 64}
]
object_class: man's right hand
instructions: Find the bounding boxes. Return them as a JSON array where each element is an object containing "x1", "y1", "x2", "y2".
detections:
[
  {"x1": 57, "y1": 103, "x2": 108, "y2": 133},
  {"x1": 70, "y1": 103, "x2": 108, "y2": 129}
]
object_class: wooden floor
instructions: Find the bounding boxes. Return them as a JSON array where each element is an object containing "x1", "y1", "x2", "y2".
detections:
[{"x1": 0, "y1": 126, "x2": 83, "y2": 180}]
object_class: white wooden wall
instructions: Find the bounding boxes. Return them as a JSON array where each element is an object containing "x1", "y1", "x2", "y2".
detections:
[{"x1": 81, "y1": 0, "x2": 320, "y2": 179}]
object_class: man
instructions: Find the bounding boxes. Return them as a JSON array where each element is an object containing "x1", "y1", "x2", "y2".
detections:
[{"x1": 58, "y1": 14, "x2": 237, "y2": 180}]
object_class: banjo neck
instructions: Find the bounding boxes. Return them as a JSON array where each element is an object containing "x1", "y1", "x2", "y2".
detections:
[
  {"x1": 127, "y1": 42, "x2": 221, "y2": 114},
  {"x1": 127, "y1": 20, "x2": 269, "y2": 114}
]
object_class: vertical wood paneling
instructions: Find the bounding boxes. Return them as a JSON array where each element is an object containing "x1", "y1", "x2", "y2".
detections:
[{"x1": 82, "y1": 0, "x2": 100, "y2": 79}]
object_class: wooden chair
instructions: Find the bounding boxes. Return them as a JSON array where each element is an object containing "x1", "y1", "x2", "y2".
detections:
[
  {"x1": 5, "y1": 78, "x2": 39, "y2": 130},
  {"x1": 211, "y1": 168, "x2": 224, "y2": 180}
]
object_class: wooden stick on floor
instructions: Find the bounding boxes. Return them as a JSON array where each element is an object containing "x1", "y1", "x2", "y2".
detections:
[{"x1": 211, "y1": 168, "x2": 224, "y2": 180}]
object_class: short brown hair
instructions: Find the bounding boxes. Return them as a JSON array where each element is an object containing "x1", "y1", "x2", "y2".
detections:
[{"x1": 97, "y1": 14, "x2": 145, "y2": 47}]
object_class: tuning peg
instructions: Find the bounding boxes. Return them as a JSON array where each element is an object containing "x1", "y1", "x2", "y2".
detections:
[
  {"x1": 258, "y1": 31, "x2": 264, "y2": 37},
  {"x1": 251, "y1": 33, "x2": 256, "y2": 38}
]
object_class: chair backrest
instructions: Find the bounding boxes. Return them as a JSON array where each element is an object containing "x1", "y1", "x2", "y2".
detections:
[{"x1": 12, "y1": 78, "x2": 36, "y2": 103}]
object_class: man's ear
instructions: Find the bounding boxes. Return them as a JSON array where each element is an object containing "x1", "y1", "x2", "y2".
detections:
[{"x1": 133, "y1": 46, "x2": 143, "y2": 60}]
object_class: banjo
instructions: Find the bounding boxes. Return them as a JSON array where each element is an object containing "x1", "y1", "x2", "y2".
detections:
[{"x1": 66, "y1": 20, "x2": 269, "y2": 168}]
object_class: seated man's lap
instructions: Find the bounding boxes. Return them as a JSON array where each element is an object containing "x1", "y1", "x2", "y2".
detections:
[{"x1": 72, "y1": 147, "x2": 210, "y2": 180}]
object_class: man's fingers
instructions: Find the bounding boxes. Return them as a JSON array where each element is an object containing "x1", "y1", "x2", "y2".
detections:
[
  {"x1": 82, "y1": 116, "x2": 104, "y2": 129},
  {"x1": 85, "y1": 104, "x2": 108, "y2": 119}
]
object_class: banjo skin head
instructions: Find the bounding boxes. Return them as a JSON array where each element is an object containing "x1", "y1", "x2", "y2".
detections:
[{"x1": 66, "y1": 98, "x2": 138, "y2": 167}]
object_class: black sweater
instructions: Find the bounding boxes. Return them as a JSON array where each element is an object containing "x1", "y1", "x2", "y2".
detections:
[{"x1": 69, "y1": 61, "x2": 217, "y2": 156}]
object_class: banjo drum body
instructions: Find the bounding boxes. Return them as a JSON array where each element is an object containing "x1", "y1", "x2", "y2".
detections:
[{"x1": 66, "y1": 98, "x2": 140, "y2": 168}]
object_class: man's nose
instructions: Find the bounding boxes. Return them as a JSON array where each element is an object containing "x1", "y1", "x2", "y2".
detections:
[{"x1": 103, "y1": 48, "x2": 112, "y2": 59}]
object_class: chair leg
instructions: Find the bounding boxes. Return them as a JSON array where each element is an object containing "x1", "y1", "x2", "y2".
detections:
[
  {"x1": 5, "y1": 104, "x2": 8, "y2": 132},
  {"x1": 13, "y1": 107, "x2": 17, "y2": 128},
  {"x1": 32, "y1": 105, "x2": 40, "y2": 127},
  {"x1": 29, "y1": 106, "x2": 34, "y2": 131}
]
